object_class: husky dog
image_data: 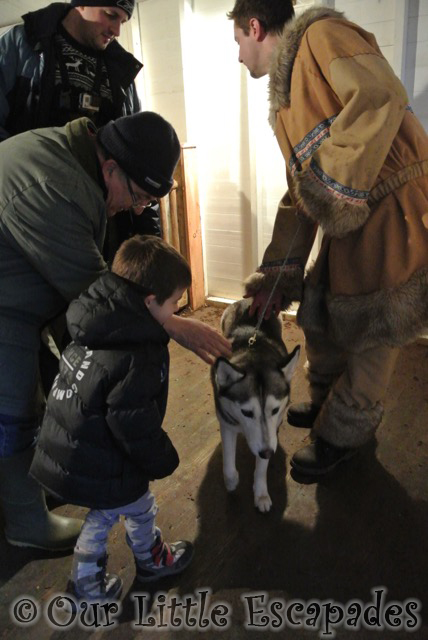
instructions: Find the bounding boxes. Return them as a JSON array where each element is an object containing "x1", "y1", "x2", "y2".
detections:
[{"x1": 211, "y1": 299, "x2": 300, "y2": 512}]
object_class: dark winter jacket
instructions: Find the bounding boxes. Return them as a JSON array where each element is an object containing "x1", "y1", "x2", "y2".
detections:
[
  {"x1": 0, "y1": 2, "x2": 142, "y2": 140},
  {"x1": 0, "y1": 117, "x2": 108, "y2": 416},
  {"x1": 30, "y1": 272, "x2": 179, "y2": 509}
]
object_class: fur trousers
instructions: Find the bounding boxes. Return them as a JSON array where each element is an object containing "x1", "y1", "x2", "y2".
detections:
[{"x1": 303, "y1": 328, "x2": 399, "y2": 448}]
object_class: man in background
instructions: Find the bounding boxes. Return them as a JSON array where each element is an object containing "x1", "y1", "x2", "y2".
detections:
[{"x1": 0, "y1": 0, "x2": 140, "y2": 138}]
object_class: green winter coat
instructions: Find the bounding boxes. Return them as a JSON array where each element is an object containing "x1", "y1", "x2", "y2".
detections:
[{"x1": 0, "y1": 117, "x2": 107, "y2": 416}]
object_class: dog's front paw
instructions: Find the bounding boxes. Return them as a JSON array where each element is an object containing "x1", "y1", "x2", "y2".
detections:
[
  {"x1": 224, "y1": 470, "x2": 239, "y2": 492},
  {"x1": 255, "y1": 493, "x2": 272, "y2": 513}
]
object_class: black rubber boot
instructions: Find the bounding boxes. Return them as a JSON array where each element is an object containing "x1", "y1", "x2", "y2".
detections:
[
  {"x1": 287, "y1": 402, "x2": 320, "y2": 428},
  {"x1": 290, "y1": 437, "x2": 357, "y2": 476}
]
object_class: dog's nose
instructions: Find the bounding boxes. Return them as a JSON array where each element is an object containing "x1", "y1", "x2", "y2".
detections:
[{"x1": 259, "y1": 448, "x2": 273, "y2": 459}]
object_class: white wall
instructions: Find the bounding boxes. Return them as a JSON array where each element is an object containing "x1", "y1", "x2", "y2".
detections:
[
  {"x1": 334, "y1": 0, "x2": 428, "y2": 130},
  {"x1": 138, "y1": 0, "x2": 286, "y2": 300},
  {"x1": 407, "y1": 0, "x2": 428, "y2": 130},
  {"x1": 137, "y1": 0, "x2": 187, "y2": 141},
  {"x1": 334, "y1": 0, "x2": 396, "y2": 64},
  {"x1": 0, "y1": 0, "x2": 42, "y2": 28}
]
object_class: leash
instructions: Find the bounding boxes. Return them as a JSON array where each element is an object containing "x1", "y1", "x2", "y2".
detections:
[{"x1": 248, "y1": 221, "x2": 302, "y2": 348}]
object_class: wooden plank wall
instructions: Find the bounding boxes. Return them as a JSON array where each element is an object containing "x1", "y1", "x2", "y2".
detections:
[{"x1": 159, "y1": 145, "x2": 205, "y2": 311}]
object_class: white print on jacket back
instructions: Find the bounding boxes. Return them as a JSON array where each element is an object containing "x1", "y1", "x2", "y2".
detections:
[{"x1": 51, "y1": 345, "x2": 94, "y2": 400}]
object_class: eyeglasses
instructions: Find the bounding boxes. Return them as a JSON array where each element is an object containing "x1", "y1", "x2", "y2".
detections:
[{"x1": 125, "y1": 174, "x2": 157, "y2": 209}]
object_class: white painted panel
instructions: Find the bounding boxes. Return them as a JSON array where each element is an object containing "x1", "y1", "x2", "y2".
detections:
[
  {"x1": 178, "y1": 0, "x2": 261, "y2": 298},
  {"x1": 335, "y1": 0, "x2": 395, "y2": 25},
  {"x1": 409, "y1": 0, "x2": 428, "y2": 17},
  {"x1": 411, "y1": 41, "x2": 428, "y2": 131},
  {"x1": 370, "y1": 20, "x2": 395, "y2": 46},
  {"x1": 0, "y1": 0, "x2": 44, "y2": 27},
  {"x1": 138, "y1": 0, "x2": 187, "y2": 141},
  {"x1": 208, "y1": 230, "x2": 251, "y2": 248},
  {"x1": 208, "y1": 276, "x2": 245, "y2": 299},
  {"x1": 405, "y1": 3, "x2": 428, "y2": 131},
  {"x1": 205, "y1": 215, "x2": 245, "y2": 235},
  {"x1": 408, "y1": 15, "x2": 428, "y2": 43}
]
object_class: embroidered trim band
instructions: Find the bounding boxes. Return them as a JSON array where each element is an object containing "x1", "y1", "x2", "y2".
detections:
[
  {"x1": 289, "y1": 115, "x2": 337, "y2": 176},
  {"x1": 309, "y1": 160, "x2": 370, "y2": 204}
]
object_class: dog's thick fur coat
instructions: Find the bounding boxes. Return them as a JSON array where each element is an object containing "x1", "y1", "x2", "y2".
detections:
[{"x1": 211, "y1": 300, "x2": 299, "y2": 512}]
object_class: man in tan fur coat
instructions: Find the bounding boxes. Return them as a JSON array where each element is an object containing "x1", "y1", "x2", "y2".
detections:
[{"x1": 228, "y1": 0, "x2": 428, "y2": 477}]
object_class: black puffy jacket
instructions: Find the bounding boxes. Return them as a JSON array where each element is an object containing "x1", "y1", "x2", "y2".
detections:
[{"x1": 30, "y1": 272, "x2": 179, "y2": 509}]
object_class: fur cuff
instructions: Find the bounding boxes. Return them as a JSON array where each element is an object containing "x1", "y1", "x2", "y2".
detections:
[
  {"x1": 294, "y1": 168, "x2": 370, "y2": 238},
  {"x1": 314, "y1": 392, "x2": 383, "y2": 448},
  {"x1": 298, "y1": 268, "x2": 428, "y2": 351},
  {"x1": 244, "y1": 266, "x2": 303, "y2": 309},
  {"x1": 328, "y1": 267, "x2": 428, "y2": 351}
]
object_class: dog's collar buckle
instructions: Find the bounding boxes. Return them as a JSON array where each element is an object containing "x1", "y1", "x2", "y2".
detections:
[{"x1": 248, "y1": 335, "x2": 257, "y2": 347}]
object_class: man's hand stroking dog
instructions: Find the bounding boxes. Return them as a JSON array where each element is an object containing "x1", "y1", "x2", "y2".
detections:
[{"x1": 211, "y1": 299, "x2": 300, "y2": 512}]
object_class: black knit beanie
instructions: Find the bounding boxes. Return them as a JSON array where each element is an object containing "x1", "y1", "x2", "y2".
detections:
[
  {"x1": 98, "y1": 112, "x2": 181, "y2": 198},
  {"x1": 70, "y1": 0, "x2": 135, "y2": 20}
]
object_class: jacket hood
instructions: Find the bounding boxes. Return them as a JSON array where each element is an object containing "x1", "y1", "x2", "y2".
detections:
[
  {"x1": 23, "y1": 2, "x2": 70, "y2": 42},
  {"x1": 268, "y1": 7, "x2": 344, "y2": 127},
  {"x1": 67, "y1": 271, "x2": 168, "y2": 348}
]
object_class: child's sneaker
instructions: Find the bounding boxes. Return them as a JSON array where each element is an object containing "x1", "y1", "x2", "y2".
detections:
[
  {"x1": 66, "y1": 550, "x2": 123, "y2": 609},
  {"x1": 135, "y1": 529, "x2": 194, "y2": 582}
]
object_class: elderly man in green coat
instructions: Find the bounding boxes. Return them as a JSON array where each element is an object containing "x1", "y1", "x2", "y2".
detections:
[{"x1": 0, "y1": 112, "x2": 231, "y2": 550}]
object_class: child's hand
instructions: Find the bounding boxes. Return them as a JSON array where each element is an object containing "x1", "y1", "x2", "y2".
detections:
[{"x1": 163, "y1": 315, "x2": 232, "y2": 365}]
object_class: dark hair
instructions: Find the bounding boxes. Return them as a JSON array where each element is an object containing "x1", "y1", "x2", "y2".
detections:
[
  {"x1": 112, "y1": 235, "x2": 191, "y2": 304},
  {"x1": 227, "y1": 0, "x2": 294, "y2": 35}
]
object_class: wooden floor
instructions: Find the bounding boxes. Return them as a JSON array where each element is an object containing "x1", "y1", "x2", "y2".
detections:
[{"x1": 0, "y1": 305, "x2": 427, "y2": 640}]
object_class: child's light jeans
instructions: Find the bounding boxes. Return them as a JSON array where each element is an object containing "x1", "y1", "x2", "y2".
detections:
[{"x1": 75, "y1": 490, "x2": 158, "y2": 563}]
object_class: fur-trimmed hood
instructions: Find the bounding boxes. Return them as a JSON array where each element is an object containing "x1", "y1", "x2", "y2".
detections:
[{"x1": 268, "y1": 7, "x2": 344, "y2": 127}]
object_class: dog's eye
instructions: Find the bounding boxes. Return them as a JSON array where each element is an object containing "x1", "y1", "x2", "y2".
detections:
[
  {"x1": 241, "y1": 409, "x2": 254, "y2": 418},
  {"x1": 272, "y1": 407, "x2": 280, "y2": 415}
]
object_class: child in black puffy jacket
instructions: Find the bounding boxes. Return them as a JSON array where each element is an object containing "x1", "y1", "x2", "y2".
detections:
[{"x1": 30, "y1": 234, "x2": 193, "y2": 603}]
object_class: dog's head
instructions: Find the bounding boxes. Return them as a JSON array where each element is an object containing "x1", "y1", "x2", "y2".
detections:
[{"x1": 212, "y1": 345, "x2": 300, "y2": 458}]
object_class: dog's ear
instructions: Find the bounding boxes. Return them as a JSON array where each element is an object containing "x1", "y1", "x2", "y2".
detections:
[
  {"x1": 214, "y1": 358, "x2": 245, "y2": 389},
  {"x1": 281, "y1": 345, "x2": 300, "y2": 382}
]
